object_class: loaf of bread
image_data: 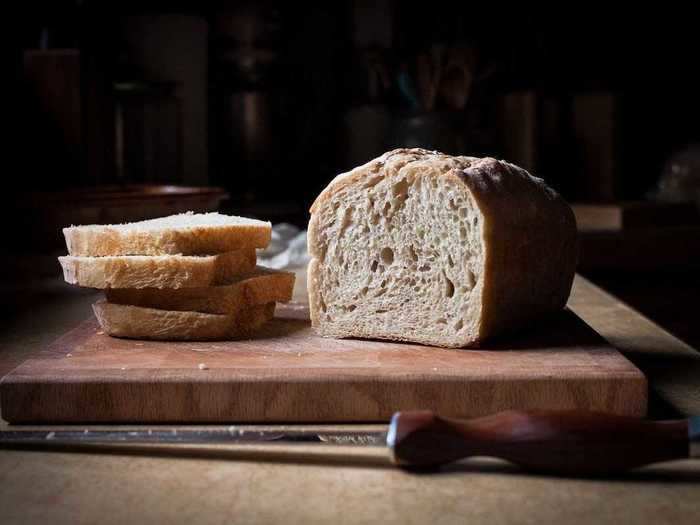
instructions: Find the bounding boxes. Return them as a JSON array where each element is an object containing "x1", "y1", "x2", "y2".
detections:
[
  {"x1": 64, "y1": 212, "x2": 271, "y2": 256},
  {"x1": 93, "y1": 300, "x2": 276, "y2": 341},
  {"x1": 105, "y1": 267, "x2": 295, "y2": 314},
  {"x1": 307, "y1": 148, "x2": 577, "y2": 348},
  {"x1": 58, "y1": 250, "x2": 256, "y2": 289}
]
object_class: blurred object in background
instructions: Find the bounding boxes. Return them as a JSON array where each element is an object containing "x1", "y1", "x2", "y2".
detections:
[
  {"x1": 119, "y1": 14, "x2": 208, "y2": 186},
  {"x1": 496, "y1": 91, "x2": 537, "y2": 172},
  {"x1": 652, "y1": 145, "x2": 700, "y2": 205},
  {"x1": 23, "y1": 49, "x2": 82, "y2": 181},
  {"x1": 571, "y1": 92, "x2": 621, "y2": 201},
  {"x1": 437, "y1": 45, "x2": 474, "y2": 111},
  {"x1": 114, "y1": 80, "x2": 183, "y2": 184},
  {"x1": 210, "y1": 4, "x2": 281, "y2": 205},
  {"x1": 573, "y1": 201, "x2": 700, "y2": 233},
  {"x1": 576, "y1": 142, "x2": 700, "y2": 273}
]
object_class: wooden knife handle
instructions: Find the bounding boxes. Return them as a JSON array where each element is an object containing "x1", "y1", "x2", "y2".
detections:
[{"x1": 388, "y1": 410, "x2": 690, "y2": 475}]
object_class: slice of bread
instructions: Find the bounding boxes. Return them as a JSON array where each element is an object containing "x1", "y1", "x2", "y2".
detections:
[
  {"x1": 93, "y1": 300, "x2": 276, "y2": 340},
  {"x1": 64, "y1": 212, "x2": 271, "y2": 256},
  {"x1": 105, "y1": 266, "x2": 295, "y2": 314},
  {"x1": 58, "y1": 250, "x2": 256, "y2": 289},
  {"x1": 307, "y1": 148, "x2": 577, "y2": 348}
]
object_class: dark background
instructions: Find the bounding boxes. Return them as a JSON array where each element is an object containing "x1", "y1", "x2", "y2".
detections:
[
  {"x1": 5, "y1": 1, "x2": 700, "y2": 346},
  {"x1": 10, "y1": 2, "x2": 700, "y2": 205}
]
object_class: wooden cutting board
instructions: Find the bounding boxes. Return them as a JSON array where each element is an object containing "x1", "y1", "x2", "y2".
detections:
[{"x1": 0, "y1": 305, "x2": 647, "y2": 423}]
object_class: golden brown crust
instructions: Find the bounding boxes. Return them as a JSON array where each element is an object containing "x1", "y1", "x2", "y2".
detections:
[{"x1": 458, "y1": 158, "x2": 577, "y2": 339}]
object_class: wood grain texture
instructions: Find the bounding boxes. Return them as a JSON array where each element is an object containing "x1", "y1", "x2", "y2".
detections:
[{"x1": 0, "y1": 305, "x2": 646, "y2": 423}]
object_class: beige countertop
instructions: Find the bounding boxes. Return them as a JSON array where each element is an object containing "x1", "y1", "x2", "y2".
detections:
[{"x1": 1, "y1": 274, "x2": 699, "y2": 524}]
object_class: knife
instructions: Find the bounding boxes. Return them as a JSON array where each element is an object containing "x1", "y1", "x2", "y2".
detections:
[{"x1": 1, "y1": 411, "x2": 697, "y2": 475}]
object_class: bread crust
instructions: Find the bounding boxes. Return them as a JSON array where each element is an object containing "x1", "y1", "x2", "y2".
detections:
[
  {"x1": 93, "y1": 301, "x2": 276, "y2": 340},
  {"x1": 59, "y1": 250, "x2": 257, "y2": 289},
  {"x1": 105, "y1": 267, "x2": 295, "y2": 314},
  {"x1": 307, "y1": 148, "x2": 577, "y2": 347}
]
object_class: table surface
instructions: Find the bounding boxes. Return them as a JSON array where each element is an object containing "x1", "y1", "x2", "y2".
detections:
[{"x1": 1, "y1": 272, "x2": 699, "y2": 525}]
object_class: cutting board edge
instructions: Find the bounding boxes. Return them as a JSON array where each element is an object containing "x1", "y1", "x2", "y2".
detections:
[{"x1": 0, "y1": 373, "x2": 648, "y2": 423}]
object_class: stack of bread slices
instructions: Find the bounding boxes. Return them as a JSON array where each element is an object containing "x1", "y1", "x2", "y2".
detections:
[{"x1": 58, "y1": 212, "x2": 295, "y2": 340}]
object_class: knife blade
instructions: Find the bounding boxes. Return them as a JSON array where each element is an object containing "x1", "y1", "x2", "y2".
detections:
[
  {"x1": 0, "y1": 428, "x2": 386, "y2": 446},
  {"x1": 1, "y1": 411, "x2": 697, "y2": 475}
]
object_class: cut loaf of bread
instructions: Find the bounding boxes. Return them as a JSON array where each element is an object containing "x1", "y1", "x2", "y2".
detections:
[
  {"x1": 93, "y1": 300, "x2": 276, "y2": 340},
  {"x1": 106, "y1": 266, "x2": 295, "y2": 314},
  {"x1": 307, "y1": 148, "x2": 577, "y2": 348},
  {"x1": 58, "y1": 250, "x2": 256, "y2": 289},
  {"x1": 64, "y1": 212, "x2": 271, "y2": 256}
]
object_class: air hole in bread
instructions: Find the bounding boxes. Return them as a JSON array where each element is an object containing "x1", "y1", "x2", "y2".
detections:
[
  {"x1": 408, "y1": 245, "x2": 418, "y2": 262},
  {"x1": 449, "y1": 199, "x2": 458, "y2": 210},
  {"x1": 370, "y1": 260, "x2": 378, "y2": 272},
  {"x1": 370, "y1": 213, "x2": 380, "y2": 225},
  {"x1": 382, "y1": 201, "x2": 391, "y2": 217},
  {"x1": 376, "y1": 309, "x2": 388, "y2": 314},
  {"x1": 360, "y1": 286, "x2": 368, "y2": 296},
  {"x1": 454, "y1": 319, "x2": 464, "y2": 331},
  {"x1": 319, "y1": 295, "x2": 327, "y2": 313},
  {"x1": 339, "y1": 206, "x2": 354, "y2": 237},
  {"x1": 447, "y1": 254, "x2": 454, "y2": 267},
  {"x1": 436, "y1": 318, "x2": 447, "y2": 324},
  {"x1": 392, "y1": 178, "x2": 410, "y2": 210},
  {"x1": 348, "y1": 304, "x2": 357, "y2": 312},
  {"x1": 443, "y1": 271, "x2": 455, "y2": 298},
  {"x1": 459, "y1": 227, "x2": 467, "y2": 240},
  {"x1": 418, "y1": 264, "x2": 431, "y2": 272},
  {"x1": 466, "y1": 270, "x2": 476, "y2": 289},
  {"x1": 459, "y1": 208, "x2": 468, "y2": 218},
  {"x1": 380, "y1": 247, "x2": 394, "y2": 265}
]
